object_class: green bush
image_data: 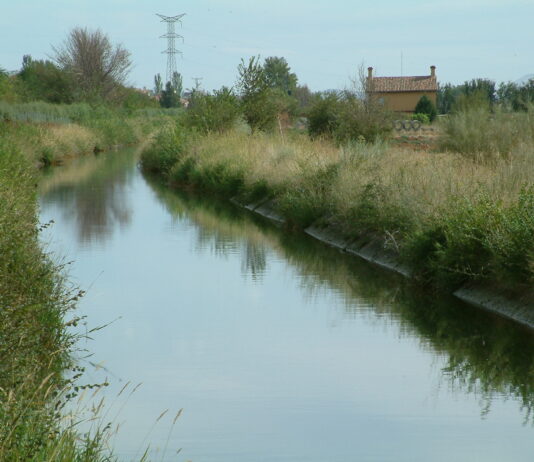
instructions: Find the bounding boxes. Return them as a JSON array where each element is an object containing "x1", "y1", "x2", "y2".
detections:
[
  {"x1": 185, "y1": 87, "x2": 241, "y2": 134},
  {"x1": 307, "y1": 91, "x2": 392, "y2": 143},
  {"x1": 334, "y1": 92, "x2": 392, "y2": 143},
  {"x1": 237, "y1": 56, "x2": 278, "y2": 132},
  {"x1": 412, "y1": 113, "x2": 430, "y2": 124},
  {"x1": 403, "y1": 188, "x2": 534, "y2": 288},
  {"x1": 307, "y1": 92, "x2": 342, "y2": 139},
  {"x1": 414, "y1": 95, "x2": 437, "y2": 122},
  {"x1": 141, "y1": 124, "x2": 189, "y2": 175}
]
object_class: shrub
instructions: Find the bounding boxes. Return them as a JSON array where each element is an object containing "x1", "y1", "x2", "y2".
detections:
[
  {"x1": 334, "y1": 92, "x2": 392, "y2": 143},
  {"x1": 439, "y1": 106, "x2": 534, "y2": 160},
  {"x1": 237, "y1": 56, "x2": 278, "y2": 132},
  {"x1": 185, "y1": 87, "x2": 241, "y2": 134},
  {"x1": 414, "y1": 95, "x2": 437, "y2": 122},
  {"x1": 308, "y1": 91, "x2": 392, "y2": 143},
  {"x1": 412, "y1": 113, "x2": 430, "y2": 124},
  {"x1": 307, "y1": 92, "x2": 342, "y2": 139},
  {"x1": 141, "y1": 125, "x2": 189, "y2": 175}
]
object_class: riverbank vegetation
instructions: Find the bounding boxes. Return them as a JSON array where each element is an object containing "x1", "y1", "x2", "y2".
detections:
[
  {"x1": 141, "y1": 58, "x2": 534, "y2": 301},
  {"x1": 0, "y1": 140, "x2": 119, "y2": 460},
  {"x1": 0, "y1": 27, "x2": 174, "y2": 460}
]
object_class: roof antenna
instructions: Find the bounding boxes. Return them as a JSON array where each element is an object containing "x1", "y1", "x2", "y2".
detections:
[{"x1": 401, "y1": 51, "x2": 403, "y2": 77}]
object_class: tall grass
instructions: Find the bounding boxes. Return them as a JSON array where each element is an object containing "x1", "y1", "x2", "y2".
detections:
[
  {"x1": 0, "y1": 139, "x2": 116, "y2": 460},
  {"x1": 0, "y1": 101, "x2": 172, "y2": 165},
  {"x1": 141, "y1": 126, "x2": 534, "y2": 293},
  {"x1": 439, "y1": 106, "x2": 534, "y2": 161}
]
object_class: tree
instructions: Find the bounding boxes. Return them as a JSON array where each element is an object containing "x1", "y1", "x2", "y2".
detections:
[
  {"x1": 414, "y1": 95, "x2": 437, "y2": 122},
  {"x1": 185, "y1": 86, "x2": 240, "y2": 134},
  {"x1": 461, "y1": 78, "x2": 496, "y2": 106},
  {"x1": 53, "y1": 27, "x2": 131, "y2": 102},
  {"x1": 293, "y1": 84, "x2": 315, "y2": 115},
  {"x1": 498, "y1": 79, "x2": 534, "y2": 111},
  {"x1": 263, "y1": 56, "x2": 297, "y2": 95},
  {"x1": 158, "y1": 72, "x2": 182, "y2": 108},
  {"x1": 237, "y1": 56, "x2": 277, "y2": 132},
  {"x1": 160, "y1": 81, "x2": 180, "y2": 108},
  {"x1": 18, "y1": 55, "x2": 73, "y2": 103},
  {"x1": 154, "y1": 73, "x2": 163, "y2": 96},
  {"x1": 171, "y1": 71, "x2": 183, "y2": 98}
]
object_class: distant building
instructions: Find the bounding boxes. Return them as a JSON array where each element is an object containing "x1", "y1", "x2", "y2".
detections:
[{"x1": 367, "y1": 66, "x2": 438, "y2": 113}]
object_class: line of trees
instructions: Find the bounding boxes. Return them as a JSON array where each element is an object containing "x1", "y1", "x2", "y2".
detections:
[{"x1": 438, "y1": 77, "x2": 534, "y2": 114}]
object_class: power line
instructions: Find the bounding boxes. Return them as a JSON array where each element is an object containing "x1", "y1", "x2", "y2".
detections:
[{"x1": 156, "y1": 13, "x2": 186, "y2": 83}]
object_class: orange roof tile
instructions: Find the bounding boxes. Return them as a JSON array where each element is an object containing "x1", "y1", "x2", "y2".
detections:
[{"x1": 369, "y1": 75, "x2": 438, "y2": 93}]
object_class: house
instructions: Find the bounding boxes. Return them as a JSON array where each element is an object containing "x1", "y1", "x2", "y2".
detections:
[{"x1": 367, "y1": 66, "x2": 438, "y2": 113}]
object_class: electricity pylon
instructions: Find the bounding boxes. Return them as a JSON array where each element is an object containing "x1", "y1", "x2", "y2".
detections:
[{"x1": 156, "y1": 13, "x2": 185, "y2": 84}]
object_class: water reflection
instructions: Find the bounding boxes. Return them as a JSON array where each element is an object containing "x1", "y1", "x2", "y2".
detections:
[
  {"x1": 39, "y1": 150, "x2": 137, "y2": 247},
  {"x1": 147, "y1": 176, "x2": 534, "y2": 424}
]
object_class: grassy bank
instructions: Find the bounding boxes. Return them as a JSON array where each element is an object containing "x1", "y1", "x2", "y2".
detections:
[
  {"x1": 141, "y1": 117, "x2": 534, "y2": 299},
  {"x1": 0, "y1": 139, "x2": 115, "y2": 460},
  {"x1": 0, "y1": 101, "x2": 177, "y2": 166},
  {"x1": 0, "y1": 103, "x2": 177, "y2": 460}
]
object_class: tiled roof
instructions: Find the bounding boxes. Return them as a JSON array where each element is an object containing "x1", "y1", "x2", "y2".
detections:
[{"x1": 369, "y1": 75, "x2": 438, "y2": 93}]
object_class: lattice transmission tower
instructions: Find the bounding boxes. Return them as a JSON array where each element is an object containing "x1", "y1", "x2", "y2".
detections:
[{"x1": 156, "y1": 13, "x2": 185, "y2": 84}]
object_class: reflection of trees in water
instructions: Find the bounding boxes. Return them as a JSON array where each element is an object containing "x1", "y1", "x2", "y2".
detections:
[
  {"x1": 40, "y1": 153, "x2": 135, "y2": 246},
  {"x1": 241, "y1": 241, "x2": 266, "y2": 281},
  {"x1": 193, "y1": 228, "x2": 267, "y2": 281},
  {"x1": 279, "y1": 235, "x2": 534, "y2": 424},
  {"x1": 147, "y1": 175, "x2": 534, "y2": 424},
  {"x1": 149, "y1": 179, "x2": 268, "y2": 281}
]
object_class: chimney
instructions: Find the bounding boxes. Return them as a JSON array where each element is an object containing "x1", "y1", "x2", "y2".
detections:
[
  {"x1": 368, "y1": 67, "x2": 373, "y2": 80},
  {"x1": 430, "y1": 65, "x2": 436, "y2": 77}
]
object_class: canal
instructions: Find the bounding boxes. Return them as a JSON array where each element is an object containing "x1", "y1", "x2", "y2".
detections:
[{"x1": 39, "y1": 147, "x2": 534, "y2": 462}]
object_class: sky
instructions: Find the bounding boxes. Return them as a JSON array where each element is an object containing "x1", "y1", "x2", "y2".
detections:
[{"x1": 1, "y1": 0, "x2": 533, "y2": 92}]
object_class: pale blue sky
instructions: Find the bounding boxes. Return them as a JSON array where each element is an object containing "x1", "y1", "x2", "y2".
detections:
[{"x1": 1, "y1": 0, "x2": 533, "y2": 92}]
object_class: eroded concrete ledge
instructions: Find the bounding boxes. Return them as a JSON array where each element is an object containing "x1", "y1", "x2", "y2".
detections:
[
  {"x1": 454, "y1": 285, "x2": 534, "y2": 329},
  {"x1": 238, "y1": 199, "x2": 534, "y2": 330}
]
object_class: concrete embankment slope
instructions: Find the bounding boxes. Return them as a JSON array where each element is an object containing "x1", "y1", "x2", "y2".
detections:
[{"x1": 240, "y1": 197, "x2": 534, "y2": 330}]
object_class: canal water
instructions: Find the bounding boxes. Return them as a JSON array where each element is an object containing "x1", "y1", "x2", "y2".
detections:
[{"x1": 39, "y1": 148, "x2": 534, "y2": 462}]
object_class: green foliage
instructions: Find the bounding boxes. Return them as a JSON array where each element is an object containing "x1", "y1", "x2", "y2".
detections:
[
  {"x1": 141, "y1": 124, "x2": 190, "y2": 175},
  {"x1": 414, "y1": 95, "x2": 437, "y2": 122},
  {"x1": 437, "y1": 83, "x2": 461, "y2": 114},
  {"x1": 404, "y1": 188, "x2": 534, "y2": 288},
  {"x1": 277, "y1": 164, "x2": 338, "y2": 228},
  {"x1": 437, "y1": 79, "x2": 496, "y2": 114},
  {"x1": 119, "y1": 86, "x2": 158, "y2": 111},
  {"x1": 412, "y1": 113, "x2": 430, "y2": 124},
  {"x1": 0, "y1": 140, "x2": 102, "y2": 460},
  {"x1": 308, "y1": 91, "x2": 392, "y2": 143},
  {"x1": 160, "y1": 81, "x2": 181, "y2": 108},
  {"x1": 307, "y1": 92, "x2": 342, "y2": 138},
  {"x1": 293, "y1": 84, "x2": 316, "y2": 115},
  {"x1": 0, "y1": 67, "x2": 17, "y2": 102},
  {"x1": 154, "y1": 73, "x2": 163, "y2": 95},
  {"x1": 171, "y1": 71, "x2": 183, "y2": 98},
  {"x1": 498, "y1": 79, "x2": 534, "y2": 111},
  {"x1": 263, "y1": 56, "x2": 298, "y2": 96},
  {"x1": 18, "y1": 55, "x2": 74, "y2": 104},
  {"x1": 452, "y1": 90, "x2": 491, "y2": 113},
  {"x1": 439, "y1": 105, "x2": 534, "y2": 160},
  {"x1": 462, "y1": 78, "x2": 496, "y2": 106},
  {"x1": 237, "y1": 56, "x2": 278, "y2": 132},
  {"x1": 334, "y1": 92, "x2": 393, "y2": 143},
  {"x1": 184, "y1": 86, "x2": 241, "y2": 134}
]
